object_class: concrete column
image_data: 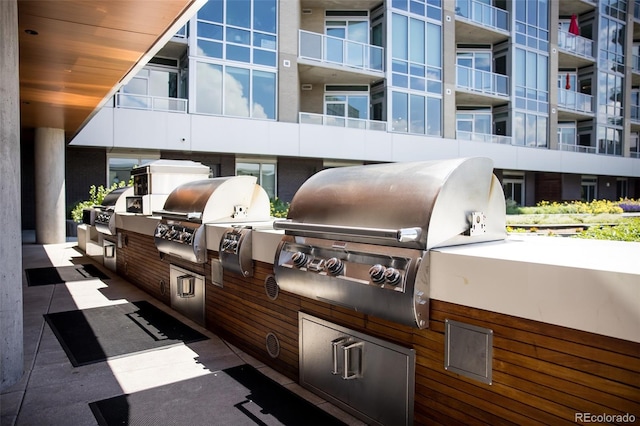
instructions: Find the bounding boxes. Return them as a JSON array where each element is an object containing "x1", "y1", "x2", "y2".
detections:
[
  {"x1": 34, "y1": 127, "x2": 66, "y2": 244},
  {"x1": 0, "y1": 0, "x2": 24, "y2": 390}
]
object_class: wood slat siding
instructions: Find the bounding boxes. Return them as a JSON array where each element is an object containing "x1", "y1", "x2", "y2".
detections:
[{"x1": 116, "y1": 230, "x2": 640, "y2": 425}]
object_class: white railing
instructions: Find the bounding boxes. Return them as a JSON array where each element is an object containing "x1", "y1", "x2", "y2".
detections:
[
  {"x1": 299, "y1": 112, "x2": 387, "y2": 131},
  {"x1": 456, "y1": 65, "x2": 509, "y2": 97},
  {"x1": 298, "y1": 30, "x2": 384, "y2": 73},
  {"x1": 558, "y1": 142, "x2": 597, "y2": 153},
  {"x1": 632, "y1": 54, "x2": 640, "y2": 74},
  {"x1": 557, "y1": 89, "x2": 593, "y2": 114},
  {"x1": 631, "y1": 105, "x2": 640, "y2": 123},
  {"x1": 115, "y1": 93, "x2": 188, "y2": 113},
  {"x1": 456, "y1": 130, "x2": 512, "y2": 145},
  {"x1": 631, "y1": 151, "x2": 640, "y2": 158},
  {"x1": 557, "y1": 29, "x2": 594, "y2": 60},
  {"x1": 455, "y1": 0, "x2": 509, "y2": 32},
  {"x1": 173, "y1": 24, "x2": 187, "y2": 39}
]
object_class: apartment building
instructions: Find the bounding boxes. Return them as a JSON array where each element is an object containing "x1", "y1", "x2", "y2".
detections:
[{"x1": 62, "y1": 0, "x2": 640, "y2": 219}]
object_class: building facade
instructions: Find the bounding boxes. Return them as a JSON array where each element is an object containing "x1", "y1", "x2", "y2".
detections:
[{"x1": 60, "y1": 0, "x2": 640, "y2": 221}]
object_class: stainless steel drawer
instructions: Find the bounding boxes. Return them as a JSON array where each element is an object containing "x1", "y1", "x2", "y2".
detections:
[{"x1": 299, "y1": 313, "x2": 415, "y2": 426}]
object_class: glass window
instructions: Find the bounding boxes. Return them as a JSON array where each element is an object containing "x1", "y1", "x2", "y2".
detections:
[
  {"x1": 196, "y1": 62, "x2": 223, "y2": 114},
  {"x1": 198, "y1": 22, "x2": 223, "y2": 40},
  {"x1": 409, "y1": 19, "x2": 425, "y2": 64},
  {"x1": 392, "y1": 14, "x2": 408, "y2": 61},
  {"x1": 197, "y1": 39, "x2": 223, "y2": 58},
  {"x1": 392, "y1": 91, "x2": 408, "y2": 132},
  {"x1": 252, "y1": 70, "x2": 276, "y2": 119},
  {"x1": 254, "y1": 0, "x2": 276, "y2": 33},
  {"x1": 227, "y1": 27, "x2": 251, "y2": 45},
  {"x1": 108, "y1": 156, "x2": 158, "y2": 186},
  {"x1": 225, "y1": 67, "x2": 250, "y2": 117},
  {"x1": 227, "y1": 0, "x2": 251, "y2": 28},
  {"x1": 237, "y1": 161, "x2": 276, "y2": 199},
  {"x1": 196, "y1": 0, "x2": 277, "y2": 66},
  {"x1": 502, "y1": 172, "x2": 525, "y2": 205},
  {"x1": 410, "y1": 94, "x2": 425, "y2": 134},
  {"x1": 198, "y1": 0, "x2": 223, "y2": 23},
  {"x1": 427, "y1": 97, "x2": 441, "y2": 135}
]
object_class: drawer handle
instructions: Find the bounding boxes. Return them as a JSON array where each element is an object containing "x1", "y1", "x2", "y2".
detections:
[
  {"x1": 342, "y1": 341, "x2": 364, "y2": 380},
  {"x1": 331, "y1": 337, "x2": 349, "y2": 375}
]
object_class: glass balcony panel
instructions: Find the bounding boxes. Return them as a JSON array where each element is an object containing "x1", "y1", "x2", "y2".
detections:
[
  {"x1": 456, "y1": 65, "x2": 508, "y2": 97},
  {"x1": 299, "y1": 31, "x2": 322, "y2": 61},
  {"x1": 299, "y1": 112, "x2": 386, "y2": 131},
  {"x1": 557, "y1": 29, "x2": 593, "y2": 59},
  {"x1": 456, "y1": 0, "x2": 508, "y2": 31},
  {"x1": 116, "y1": 93, "x2": 186, "y2": 113},
  {"x1": 299, "y1": 30, "x2": 384, "y2": 73}
]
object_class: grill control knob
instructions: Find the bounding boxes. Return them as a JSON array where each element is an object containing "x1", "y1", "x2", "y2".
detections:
[
  {"x1": 325, "y1": 257, "x2": 344, "y2": 276},
  {"x1": 384, "y1": 268, "x2": 401, "y2": 285},
  {"x1": 292, "y1": 252, "x2": 308, "y2": 268},
  {"x1": 369, "y1": 264, "x2": 386, "y2": 284}
]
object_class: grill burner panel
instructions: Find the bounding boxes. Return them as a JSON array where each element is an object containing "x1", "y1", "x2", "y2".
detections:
[
  {"x1": 154, "y1": 176, "x2": 270, "y2": 264},
  {"x1": 273, "y1": 157, "x2": 506, "y2": 328},
  {"x1": 275, "y1": 235, "x2": 429, "y2": 328},
  {"x1": 93, "y1": 186, "x2": 133, "y2": 235}
]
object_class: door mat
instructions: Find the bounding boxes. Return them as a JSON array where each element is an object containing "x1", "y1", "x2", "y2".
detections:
[
  {"x1": 44, "y1": 300, "x2": 208, "y2": 367},
  {"x1": 89, "y1": 364, "x2": 347, "y2": 426},
  {"x1": 25, "y1": 263, "x2": 110, "y2": 286}
]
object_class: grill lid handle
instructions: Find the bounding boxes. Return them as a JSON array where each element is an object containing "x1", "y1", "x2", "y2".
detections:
[{"x1": 273, "y1": 220, "x2": 422, "y2": 243}]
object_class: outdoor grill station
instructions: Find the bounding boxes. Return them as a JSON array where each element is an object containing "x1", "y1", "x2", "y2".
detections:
[{"x1": 76, "y1": 157, "x2": 640, "y2": 426}]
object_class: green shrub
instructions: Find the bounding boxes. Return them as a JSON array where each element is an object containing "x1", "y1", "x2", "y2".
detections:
[
  {"x1": 508, "y1": 199, "x2": 624, "y2": 215},
  {"x1": 270, "y1": 197, "x2": 290, "y2": 218},
  {"x1": 70, "y1": 180, "x2": 131, "y2": 223},
  {"x1": 573, "y1": 218, "x2": 640, "y2": 242}
]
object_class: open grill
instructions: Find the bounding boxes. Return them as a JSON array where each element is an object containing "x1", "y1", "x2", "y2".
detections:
[
  {"x1": 273, "y1": 157, "x2": 506, "y2": 328},
  {"x1": 153, "y1": 176, "x2": 270, "y2": 263},
  {"x1": 93, "y1": 186, "x2": 134, "y2": 235}
]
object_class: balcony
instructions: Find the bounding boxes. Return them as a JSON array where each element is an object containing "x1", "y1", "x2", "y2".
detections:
[
  {"x1": 457, "y1": 130, "x2": 512, "y2": 145},
  {"x1": 557, "y1": 89, "x2": 594, "y2": 119},
  {"x1": 558, "y1": 142, "x2": 597, "y2": 154},
  {"x1": 631, "y1": 105, "x2": 640, "y2": 125},
  {"x1": 632, "y1": 54, "x2": 640, "y2": 86},
  {"x1": 299, "y1": 112, "x2": 387, "y2": 131},
  {"x1": 298, "y1": 30, "x2": 384, "y2": 85},
  {"x1": 115, "y1": 93, "x2": 187, "y2": 113},
  {"x1": 455, "y1": 65, "x2": 509, "y2": 105},
  {"x1": 455, "y1": 0, "x2": 509, "y2": 44},
  {"x1": 557, "y1": 29, "x2": 595, "y2": 68}
]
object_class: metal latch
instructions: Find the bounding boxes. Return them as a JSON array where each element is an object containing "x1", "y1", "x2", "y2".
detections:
[
  {"x1": 176, "y1": 274, "x2": 195, "y2": 298},
  {"x1": 469, "y1": 211, "x2": 486, "y2": 236},
  {"x1": 232, "y1": 205, "x2": 248, "y2": 218}
]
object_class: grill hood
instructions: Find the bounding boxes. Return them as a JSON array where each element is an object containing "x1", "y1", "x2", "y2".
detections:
[
  {"x1": 154, "y1": 176, "x2": 270, "y2": 223},
  {"x1": 275, "y1": 157, "x2": 506, "y2": 249}
]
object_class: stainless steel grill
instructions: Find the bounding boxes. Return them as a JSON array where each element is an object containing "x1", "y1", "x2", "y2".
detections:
[
  {"x1": 93, "y1": 186, "x2": 134, "y2": 235},
  {"x1": 153, "y1": 176, "x2": 271, "y2": 263},
  {"x1": 273, "y1": 157, "x2": 506, "y2": 329},
  {"x1": 128, "y1": 159, "x2": 211, "y2": 214}
]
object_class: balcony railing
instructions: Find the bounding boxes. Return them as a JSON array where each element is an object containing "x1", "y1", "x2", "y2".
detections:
[
  {"x1": 456, "y1": 65, "x2": 509, "y2": 97},
  {"x1": 299, "y1": 30, "x2": 384, "y2": 73},
  {"x1": 631, "y1": 105, "x2": 640, "y2": 123},
  {"x1": 299, "y1": 112, "x2": 387, "y2": 131},
  {"x1": 631, "y1": 151, "x2": 640, "y2": 158},
  {"x1": 115, "y1": 93, "x2": 187, "y2": 113},
  {"x1": 557, "y1": 29, "x2": 594, "y2": 60},
  {"x1": 455, "y1": 0, "x2": 509, "y2": 32},
  {"x1": 457, "y1": 130, "x2": 512, "y2": 145},
  {"x1": 558, "y1": 142, "x2": 597, "y2": 154},
  {"x1": 633, "y1": 54, "x2": 640, "y2": 74},
  {"x1": 557, "y1": 89, "x2": 593, "y2": 114}
]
